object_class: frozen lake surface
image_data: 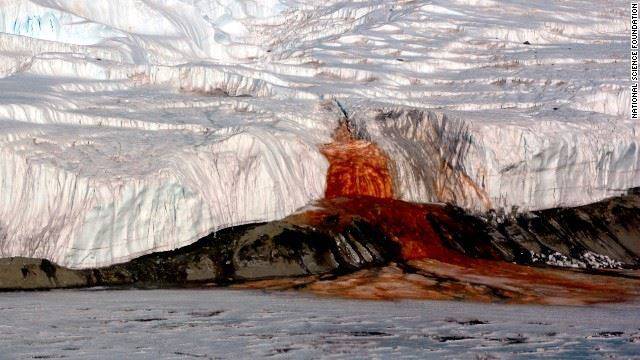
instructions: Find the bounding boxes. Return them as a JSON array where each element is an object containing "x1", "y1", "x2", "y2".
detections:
[{"x1": 0, "y1": 289, "x2": 639, "y2": 359}]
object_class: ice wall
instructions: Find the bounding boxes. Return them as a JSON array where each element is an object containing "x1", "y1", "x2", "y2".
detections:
[
  {"x1": 350, "y1": 107, "x2": 640, "y2": 211},
  {"x1": 0, "y1": 75, "x2": 337, "y2": 268}
]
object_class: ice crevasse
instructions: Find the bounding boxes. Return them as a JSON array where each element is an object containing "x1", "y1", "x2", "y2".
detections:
[{"x1": 0, "y1": 0, "x2": 638, "y2": 268}]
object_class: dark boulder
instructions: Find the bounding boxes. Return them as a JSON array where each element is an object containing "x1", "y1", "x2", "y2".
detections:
[{"x1": 233, "y1": 218, "x2": 398, "y2": 280}]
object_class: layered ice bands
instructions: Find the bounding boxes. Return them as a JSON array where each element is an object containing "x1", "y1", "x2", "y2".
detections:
[{"x1": 0, "y1": 0, "x2": 638, "y2": 267}]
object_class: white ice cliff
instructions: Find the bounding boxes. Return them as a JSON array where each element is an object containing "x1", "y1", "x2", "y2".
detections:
[{"x1": 0, "y1": 0, "x2": 637, "y2": 267}]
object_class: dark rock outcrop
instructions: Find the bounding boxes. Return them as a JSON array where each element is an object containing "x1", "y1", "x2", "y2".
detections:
[
  {"x1": 233, "y1": 218, "x2": 397, "y2": 280},
  {"x1": 488, "y1": 188, "x2": 640, "y2": 267},
  {"x1": 0, "y1": 216, "x2": 399, "y2": 290},
  {"x1": 0, "y1": 258, "x2": 89, "y2": 290}
]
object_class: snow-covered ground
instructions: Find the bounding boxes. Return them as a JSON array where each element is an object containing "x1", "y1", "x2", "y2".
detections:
[
  {"x1": 0, "y1": 289, "x2": 639, "y2": 359},
  {"x1": 0, "y1": 0, "x2": 638, "y2": 267}
]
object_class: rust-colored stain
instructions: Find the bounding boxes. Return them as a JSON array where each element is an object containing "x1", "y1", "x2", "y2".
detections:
[
  {"x1": 304, "y1": 260, "x2": 640, "y2": 305},
  {"x1": 267, "y1": 121, "x2": 640, "y2": 304},
  {"x1": 250, "y1": 197, "x2": 640, "y2": 305},
  {"x1": 321, "y1": 122, "x2": 394, "y2": 199},
  {"x1": 289, "y1": 196, "x2": 474, "y2": 262}
]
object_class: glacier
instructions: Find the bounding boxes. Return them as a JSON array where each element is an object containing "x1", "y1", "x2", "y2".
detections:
[{"x1": 0, "y1": 0, "x2": 638, "y2": 268}]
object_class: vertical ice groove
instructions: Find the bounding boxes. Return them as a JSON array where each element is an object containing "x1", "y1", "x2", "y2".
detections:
[{"x1": 350, "y1": 106, "x2": 492, "y2": 210}]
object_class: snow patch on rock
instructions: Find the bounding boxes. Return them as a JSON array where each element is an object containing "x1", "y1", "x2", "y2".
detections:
[{"x1": 531, "y1": 251, "x2": 624, "y2": 270}]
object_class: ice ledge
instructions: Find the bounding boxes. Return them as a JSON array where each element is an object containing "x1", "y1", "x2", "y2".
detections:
[{"x1": 349, "y1": 105, "x2": 640, "y2": 212}]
